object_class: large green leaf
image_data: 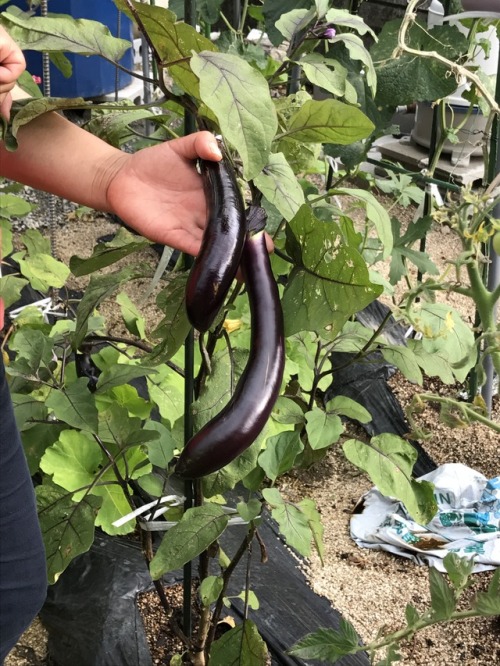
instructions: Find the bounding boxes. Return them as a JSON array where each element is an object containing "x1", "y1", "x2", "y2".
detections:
[
  {"x1": 285, "y1": 99, "x2": 374, "y2": 145},
  {"x1": 45, "y1": 379, "x2": 99, "y2": 433},
  {"x1": 37, "y1": 481, "x2": 101, "y2": 584},
  {"x1": 115, "y1": 0, "x2": 216, "y2": 97},
  {"x1": 149, "y1": 503, "x2": 229, "y2": 579},
  {"x1": 0, "y1": 274, "x2": 28, "y2": 308},
  {"x1": 40, "y1": 431, "x2": 103, "y2": 499},
  {"x1": 0, "y1": 7, "x2": 131, "y2": 59},
  {"x1": 371, "y1": 20, "x2": 468, "y2": 107},
  {"x1": 282, "y1": 205, "x2": 382, "y2": 336},
  {"x1": 147, "y1": 364, "x2": 185, "y2": 427},
  {"x1": 210, "y1": 620, "x2": 269, "y2": 666},
  {"x1": 191, "y1": 51, "x2": 277, "y2": 179},
  {"x1": 343, "y1": 433, "x2": 437, "y2": 524},
  {"x1": 253, "y1": 152, "x2": 305, "y2": 222},
  {"x1": 14, "y1": 252, "x2": 70, "y2": 292}
]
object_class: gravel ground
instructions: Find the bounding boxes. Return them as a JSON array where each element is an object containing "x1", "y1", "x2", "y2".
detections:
[{"x1": 4, "y1": 187, "x2": 499, "y2": 665}]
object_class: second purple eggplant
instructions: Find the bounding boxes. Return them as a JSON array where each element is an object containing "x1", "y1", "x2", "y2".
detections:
[{"x1": 176, "y1": 207, "x2": 284, "y2": 479}]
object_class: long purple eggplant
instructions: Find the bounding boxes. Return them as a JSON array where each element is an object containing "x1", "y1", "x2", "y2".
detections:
[
  {"x1": 185, "y1": 140, "x2": 246, "y2": 332},
  {"x1": 176, "y1": 208, "x2": 284, "y2": 479}
]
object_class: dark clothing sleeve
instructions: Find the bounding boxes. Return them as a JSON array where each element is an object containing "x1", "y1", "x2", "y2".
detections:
[{"x1": 0, "y1": 359, "x2": 47, "y2": 664}]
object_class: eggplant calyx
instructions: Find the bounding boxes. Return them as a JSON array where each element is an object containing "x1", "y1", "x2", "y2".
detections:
[{"x1": 246, "y1": 205, "x2": 267, "y2": 235}]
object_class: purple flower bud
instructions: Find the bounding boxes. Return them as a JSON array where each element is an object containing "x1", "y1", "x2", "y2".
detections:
[{"x1": 323, "y1": 26, "x2": 336, "y2": 39}]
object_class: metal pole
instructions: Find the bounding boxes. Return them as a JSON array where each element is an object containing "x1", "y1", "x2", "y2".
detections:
[
  {"x1": 481, "y1": 45, "x2": 500, "y2": 413},
  {"x1": 182, "y1": 0, "x2": 197, "y2": 641}
]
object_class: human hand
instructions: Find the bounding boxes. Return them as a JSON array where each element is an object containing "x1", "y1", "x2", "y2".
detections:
[
  {"x1": 0, "y1": 26, "x2": 25, "y2": 120},
  {"x1": 105, "y1": 131, "x2": 223, "y2": 257}
]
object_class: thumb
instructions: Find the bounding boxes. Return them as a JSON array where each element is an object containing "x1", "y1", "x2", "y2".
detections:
[{"x1": 169, "y1": 130, "x2": 223, "y2": 163}]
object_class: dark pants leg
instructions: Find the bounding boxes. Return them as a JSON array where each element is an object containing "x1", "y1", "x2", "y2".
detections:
[{"x1": 0, "y1": 359, "x2": 47, "y2": 663}]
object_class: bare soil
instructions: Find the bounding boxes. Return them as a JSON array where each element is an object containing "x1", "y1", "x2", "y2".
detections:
[{"x1": 5, "y1": 188, "x2": 499, "y2": 665}]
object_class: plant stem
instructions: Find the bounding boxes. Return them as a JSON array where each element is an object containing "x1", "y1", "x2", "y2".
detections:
[
  {"x1": 417, "y1": 393, "x2": 500, "y2": 433},
  {"x1": 204, "y1": 524, "x2": 257, "y2": 654}
]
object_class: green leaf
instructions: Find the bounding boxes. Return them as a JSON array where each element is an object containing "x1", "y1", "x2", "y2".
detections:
[
  {"x1": 150, "y1": 272, "x2": 191, "y2": 362},
  {"x1": 15, "y1": 253, "x2": 70, "y2": 292},
  {"x1": 74, "y1": 264, "x2": 149, "y2": 347},
  {"x1": 115, "y1": 0, "x2": 216, "y2": 97},
  {"x1": 0, "y1": 192, "x2": 33, "y2": 220},
  {"x1": 0, "y1": 274, "x2": 27, "y2": 308},
  {"x1": 405, "y1": 603, "x2": 420, "y2": 628},
  {"x1": 325, "y1": 8, "x2": 376, "y2": 39},
  {"x1": 237, "y1": 499, "x2": 262, "y2": 523},
  {"x1": 191, "y1": 51, "x2": 278, "y2": 179},
  {"x1": 147, "y1": 364, "x2": 185, "y2": 426},
  {"x1": 40, "y1": 431, "x2": 103, "y2": 499},
  {"x1": 299, "y1": 54, "x2": 356, "y2": 104},
  {"x1": 297, "y1": 497, "x2": 325, "y2": 564},
  {"x1": 91, "y1": 477, "x2": 135, "y2": 536},
  {"x1": 381, "y1": 345, "x2": 423, "y2": 385},
  {"x1": 69, "y1": 228, "x2": 150, "y2": 276},
  {"x1": 289, "y1": 620, "x2": 360, "y2": 661},
  {"x1": 472, "y1": 569, "x2": 500, "y2": 615},
  {"x1": 305, "y1": 405, "x2": 344, "y2": 450},
  {"x1": 0, "y1": 218, "x2": 13, "y2": 254},
  {"x1": 199, "y1": 575, "x2": 224, "y2": 607},
  {"x1": 343, "y1": 434, "x2": 438, "y2": 524},
  {"x1": 116, "y1": 291, "x2": 146, "y2": 339},
  {"x1": 46, "y1": 379, "x2": 99, "y2": 433},
  {"x1": 329, "y1": 33, "x2": 377, "y2": 95},
  {"x1": 150, "y1": 503, "x2": 229, "y2": 579},
  {"x1": 95, "y1": 364, "x2": 157, "y2": 395},
  {"x1": 271, "y1": 396, "x2": 306, "y2": 426},
  {"x1": 202, "y1": 437, "x2": 262, "y2": 497},
  {"x1": 335, "y1": 187, "x2": 393, "y2": 259},
  {"x1": 258, "y1": 431, "x2": 303, "y2": 482},
  {"x1": 210, "y1": 620, "x2": 268, "y2": 666},
  {"x1": 144, "y1": 422, "x2": 177, "y2": 468},
  {"x1": 443, "y1": 552, "x2": 474, "y2": 593},
  {"x1": 411, "y1": 303, "x2": 476, "y2": 383},
  {"x1": 1, "y1": 7, "x2": 131, "y2": 59},
  {"x1": 283, "y1": 205, "x2": 382, "y2": 336},
  {"x1": 327, "y1": 395, "x2": 371, "y2": 424},
  {"x1": 36, "y1": 481, "x2": 101, "y2": 584},
  {"x1": 9, "y1": 328, "x2": 54, "y2": 375},
  {"x1": 262, "y1": 488, "x2": 314, "y2": 558},
  {"x1": 371, "y1": 20, "x2": 468, "y2": 107},
  {"x1": 286, "y1": 99, "x2": 374, "y2": 144},
  {"x1": 429, "y1": 567, "x2": 456, "y2": 620},
  {"x1": 253, "y1": 152, "x2": 305, "y2": 222},
  {"x1": 275, "y1": 8, "x2": 315, "y2": 41},
  {"x1": 11, "y1": 394, "x2": 48, "y2": 430},
  {"x1": 21, "y1": 422, "x2": 66, "y2": 475}
]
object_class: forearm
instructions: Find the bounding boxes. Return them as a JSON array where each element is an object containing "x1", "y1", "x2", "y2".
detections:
[{"x1": 0, "y1": 109, "x2": 127, "y2": 212}]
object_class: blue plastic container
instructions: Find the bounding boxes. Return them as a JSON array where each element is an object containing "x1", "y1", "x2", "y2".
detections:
[{"x1": 10, "y1": 0, "x2": 134, "y2": 98}]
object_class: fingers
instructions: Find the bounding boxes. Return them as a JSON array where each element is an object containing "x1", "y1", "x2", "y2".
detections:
[
  {"x1": 0, "y1": 26, "x2": 26, "y2": 85},
  {"x1": 0, "y1": 91, "x2": 12, "y2": 120},
  {"x1": 169, "y1": 130, "x2": 223, "y2": 163}
]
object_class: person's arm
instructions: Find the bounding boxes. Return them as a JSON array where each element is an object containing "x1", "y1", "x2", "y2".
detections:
[{"x1": 0, "y1": 110, "x2": 223, "y2": 257}]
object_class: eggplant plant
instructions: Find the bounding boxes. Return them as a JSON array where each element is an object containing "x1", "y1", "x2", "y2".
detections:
[{"x1": 1, "y1": 0, "x2": 499, "y2": 664}]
